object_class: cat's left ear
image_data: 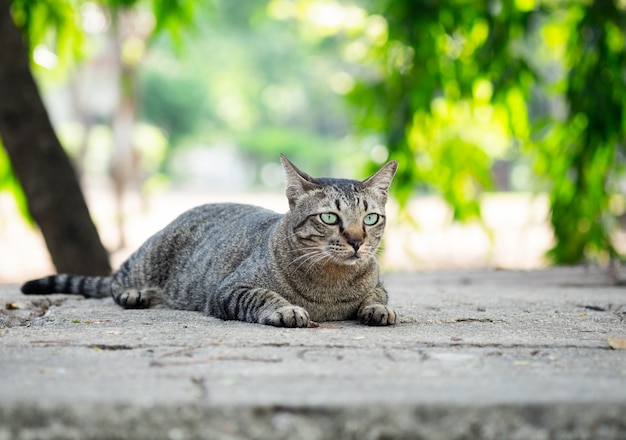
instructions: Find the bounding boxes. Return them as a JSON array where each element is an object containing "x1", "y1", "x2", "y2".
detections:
[
  {"x1": 361, "y1": 160, "x2": 398, "y2": 200},
  {"x1": 280, "y1": 154, "x2": 319, "y2": 208}
]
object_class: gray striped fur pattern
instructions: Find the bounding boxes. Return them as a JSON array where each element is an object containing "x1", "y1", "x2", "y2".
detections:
[{"x1": 22, "y1": 155, "x2": 398, "y2": 327}]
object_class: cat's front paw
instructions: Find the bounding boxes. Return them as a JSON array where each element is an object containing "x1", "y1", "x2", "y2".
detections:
[
  {"x1": 114, "y1": 287, "x2": 166, "y2": 310},
  {"x1": 116, "y1": 289, "x2": 151, "y2": 309},
  {"x1": 358, "y1": 304, "x2": 397, "y2": 326},
  {"x1": 262, "y1": 305, "x2": 310, "y2": 328}
]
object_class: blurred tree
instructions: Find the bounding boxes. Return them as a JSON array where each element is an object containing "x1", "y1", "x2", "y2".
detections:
[
  {"x1": 0, "y1": 0, "x2": 111, "y2": 275},
  {"x1": 0, "y1": 0, "x2": 203, "y2": 273},
  {"x1": 349, "y1": 0, "x2": 626, "y2": 264}
]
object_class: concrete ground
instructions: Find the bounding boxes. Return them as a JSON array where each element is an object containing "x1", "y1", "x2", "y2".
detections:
[{"x1": 1, "y1": 266, "x2": 625, "y2": 439}]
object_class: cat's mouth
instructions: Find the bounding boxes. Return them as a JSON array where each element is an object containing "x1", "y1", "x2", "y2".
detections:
[
  {"x1": 323, "y1": 243, "x2": 371, "y2": 265},
  {"x1": 341, "y1": 252, "x2": 362, "y2": 265},
  {"x1": 325, "y1": 251, "x2": 361, "y2": 266}
]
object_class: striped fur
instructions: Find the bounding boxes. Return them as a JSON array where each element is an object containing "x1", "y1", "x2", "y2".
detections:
[
  {"x1": 21, "y1": 274, "x2": 111, "y2": 298},
  {"x1": 21, "y1": 155, "x2": 398, "y2": 327}
]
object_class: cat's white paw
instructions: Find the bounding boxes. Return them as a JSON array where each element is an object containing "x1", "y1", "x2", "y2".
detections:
[
  {"x1": 358, "y1": 304, "x2": 397, "y2": 326},
  {"x1": 262, "y1": 305, "x2": 310, "y2": 328}
]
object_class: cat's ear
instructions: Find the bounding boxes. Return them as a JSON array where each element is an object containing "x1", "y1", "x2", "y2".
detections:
[
  {"x1": 361, "y1": 160, "x2": 398, "y2": 199},
  {"x1": 280, "y1": 154, "x2": 319, "y2": 207}
]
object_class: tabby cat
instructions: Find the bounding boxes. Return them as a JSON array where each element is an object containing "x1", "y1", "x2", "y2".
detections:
[{"x1": 22, "y1": 155, "x2": 398, "y2": 328}]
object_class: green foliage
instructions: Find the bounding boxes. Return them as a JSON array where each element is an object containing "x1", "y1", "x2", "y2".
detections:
[
  {"x1": 10, "y1": 0, "x2": 84, "y2": 66},
  {"x1": 534, "y1": 1, "x2": 626, "y2": 263},
  {"x1": 0, "y1": 143, "x2": 32, "y2": 224},
  {"x1": 349, "y1": 0, "x2": 626, "y2": 263},
  {"x1": 237, "y1": 126, "x2": 343, "y2": 177},
  {"x1": 349, "y1": 0, "x2": 535, "y2": 217},
  {"x1": 139, "y1": 1, "x2": 356, "y2": 177},
  {"x1": 149, "y1": 0, "x2": 208, "y2": 49},
  {"x1": 139, "y1": 69, "x2": 210, "y2": 144}
]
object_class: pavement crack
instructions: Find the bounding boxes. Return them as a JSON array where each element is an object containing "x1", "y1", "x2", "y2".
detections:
[
  {"x1": 417, "y1": 341, "x2": 607, "y2": 350},
  {"x1": 150, "y1": 355, "x2": 282, "y2": 367},
  {"x1": 28, "y1": 340, "x2": 141, "y2": 351},
  {"x1": 453, "y1": 318, "x2": 496, "y2": 323},
  {"x1": 87, "y1": 344, "x2": 135, "y2": 351},
  {"x1": 157, "y1": 345, "x2": 201, "y2": 359}
]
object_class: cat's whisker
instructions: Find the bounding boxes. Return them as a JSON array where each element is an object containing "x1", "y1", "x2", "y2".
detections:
[
  {"x1": 300, "y1": 254, "x2": 322, "y2": 275},
  {"x1": 294, "y1": 246, "x2": 340, "y2": 275},
  {"x1": 286, "y1": 253, "x2": 317, "y2": 270},
  {"x1": 287, "y1": 249, "x2": 327, "y2": 273},
  {"x1": 287, "y1": 247, "x2": 325, "y2": 263},
  {"x1": 302, "y1": 253, "x2": 333, "y2": 276}
]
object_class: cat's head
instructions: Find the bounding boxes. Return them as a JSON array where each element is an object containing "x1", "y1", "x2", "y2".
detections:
[{"x1": 280, "y1": 154, "x2": 397, "y2": 268}]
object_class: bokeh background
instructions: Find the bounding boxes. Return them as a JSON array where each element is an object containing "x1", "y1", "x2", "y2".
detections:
[{"x1": 1, "y1": 0, "x2": 625, "y2": 283}]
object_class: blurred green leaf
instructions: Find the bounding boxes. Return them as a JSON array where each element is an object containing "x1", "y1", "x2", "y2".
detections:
[{"x1": 0, "y1": 142, "x2": 33, "y2": 225}]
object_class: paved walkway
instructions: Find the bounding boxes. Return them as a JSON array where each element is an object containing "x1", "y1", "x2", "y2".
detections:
[{"x1": 1, "y1": 266, "x2": 625, "y2": 439}]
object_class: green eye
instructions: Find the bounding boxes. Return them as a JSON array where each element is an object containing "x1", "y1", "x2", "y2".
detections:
[
  {"x1": 320, "y1": 213, "x2": 339, "y2": 225},
  {"x1": 363, "y1": 213, "x2": 379, "y2": 225}
]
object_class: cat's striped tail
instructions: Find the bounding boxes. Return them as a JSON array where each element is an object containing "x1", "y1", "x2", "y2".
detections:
[{"x1": 21, "y1": 274, "x2": 112, "y2": 299}]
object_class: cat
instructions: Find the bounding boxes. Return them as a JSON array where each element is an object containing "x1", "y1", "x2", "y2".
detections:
[{"x1": 21, "y1": 154, "x2": 398, "y2": 328}]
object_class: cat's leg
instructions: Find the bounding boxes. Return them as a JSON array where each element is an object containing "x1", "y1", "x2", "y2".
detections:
[
  {"x1": 209, "y1": 285, "x2": 310, "y2": 328},
  {"x1": 357, "y1": 286, "x2": 397, "y2": 326}
]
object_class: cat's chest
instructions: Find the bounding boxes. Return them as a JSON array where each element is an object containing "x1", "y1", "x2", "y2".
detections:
[
  {"x1": 281, "y1": 274, "x2": 376, "y2": 321},
  {"x1": 306, "y1": 300, "x2": 360, "y2": 321}
]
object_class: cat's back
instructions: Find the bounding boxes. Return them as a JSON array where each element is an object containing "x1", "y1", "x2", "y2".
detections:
[
  {"x1": 132, "y1": 202, "x2": 282, "y2": 270},
  {"x1": 167, "y1": 202, "x2": 282, "y2": 244},
  {"x1": 129, "y1": 203, "x2": 283, "y2": 310}
]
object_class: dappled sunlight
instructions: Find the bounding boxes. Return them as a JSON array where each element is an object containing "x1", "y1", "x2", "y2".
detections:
[{"x1": 268, "y1": 0, "x2": 371, "y2": 36}]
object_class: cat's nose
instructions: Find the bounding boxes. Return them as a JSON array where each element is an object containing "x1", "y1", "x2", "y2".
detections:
[{"x1": 347, "y1": 237, "x2": 363, "y2": 251}]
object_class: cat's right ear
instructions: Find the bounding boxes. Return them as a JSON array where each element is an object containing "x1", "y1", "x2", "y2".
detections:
[{"x1": 280, "y1": 154, "x2": 319, "y2": 208}]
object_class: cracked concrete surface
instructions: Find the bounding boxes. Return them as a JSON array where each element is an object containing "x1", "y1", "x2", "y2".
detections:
[{"x1": 1, "y1": 266, "x2": 626, "y2": 439}]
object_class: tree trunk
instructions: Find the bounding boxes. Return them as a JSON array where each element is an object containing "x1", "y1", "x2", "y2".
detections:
[{"x1": 0, "y1": 0, "x2": 111, "y2": 276}]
